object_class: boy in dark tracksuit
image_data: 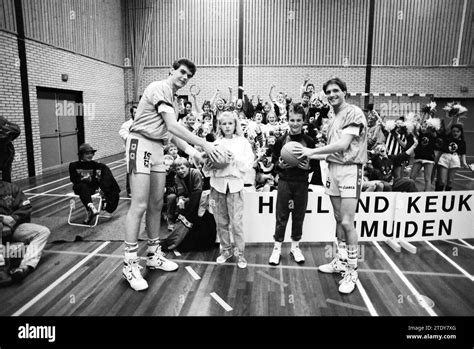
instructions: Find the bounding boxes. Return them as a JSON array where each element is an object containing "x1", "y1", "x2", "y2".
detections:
[
  {"x1": 268, "y1": 105, "x2": 321, "y2": 265},
  {"x1": 69, "y1": 143, "x2": 120, "y2": 225}
]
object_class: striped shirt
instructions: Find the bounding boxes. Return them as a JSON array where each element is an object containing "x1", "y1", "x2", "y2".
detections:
[{"x1": 385, "y1": 132, "x2": 406, "y2": 156}]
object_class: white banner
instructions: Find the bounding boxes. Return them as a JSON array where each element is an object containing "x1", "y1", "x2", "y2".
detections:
[{"x1": 242, "y1": 191, "x2": 474, "y2": 242}]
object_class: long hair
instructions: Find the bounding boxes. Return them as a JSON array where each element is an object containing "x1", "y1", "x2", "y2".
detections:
[
  {"x1": 215, "y1": 111, "x2": 243, "y2": 138},
  {"x1": 451, "y1": 123, "x2": 465, "y2": 141}
]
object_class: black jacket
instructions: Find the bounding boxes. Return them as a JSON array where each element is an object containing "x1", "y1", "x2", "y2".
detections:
[
  {"x1": 272, "y1": 132, "x2": 321, "y2": 183},
  {"x1": 0, "y1": 116, "x2": 20, "y2": 166}
]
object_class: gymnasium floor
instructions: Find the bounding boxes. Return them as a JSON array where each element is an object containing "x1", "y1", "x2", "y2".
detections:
[{"x1": 1, "y1": 154, "x2": 473, "y2": 317}]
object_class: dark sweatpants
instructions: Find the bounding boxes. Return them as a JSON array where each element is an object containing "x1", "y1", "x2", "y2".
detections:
[
  {"x1": 273, "y1": 179, "x2": 309, "y2": 243},
  {"x1": 72, "y1": 183, "x2": 120, "y2": 213}
]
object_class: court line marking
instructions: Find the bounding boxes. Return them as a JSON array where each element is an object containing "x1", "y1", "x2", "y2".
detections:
[
  {"x1": 31, "y1": 173, "x2": 128, "y2": 215},
  {"x1": 425, "y1": 241, "x2": 474, "y2": 281},
  {"x1": 279, "y1": 267, "x2": 286, "y2": 306},
  {"x1": 372, "y1": 241, "x2": 437, "y2": 316},
  {"x1": 28, "y1": 168, "x2": 126, "y2": 200},
  {"x1": 326, "y1": 298, "x2": 370, "y2": 313},
  {"x1": 459, "y1": 239, "x2": 474, "y2": 249},
  {"x1": 402, "y1": 271, "x2": 466, "y2": 278},
  {"x1": 455, "y1": 173, "x2": 474, "y2": 181},
  {"x1": 442, "y1": 239, "x2": 474, "y2": 250},
  {"x1": 28, "y1": 182, "x2": 77, "y2": 200},
  {"x1": 41, "y1": 248, "x2": 469, "y2": 280},
  {"x1": 43, "y1": 249, "x2": 465, "y2": 280},
  {"x1": 210, "y1": 292, "x2": 233, "y2": 312},
  {"x1": 12, "y1": 241, "x2": 110, "y2": 316},
  {"x1": 356, "y1": 279, "x2": 378, "y2": 316},
  {"x1": 185, "y1": 266, "x2": 201, "y2": 280},
  {"x1": 41, "y1": 249, "x2": 391, "y2": 273},
  {"x1": 24, "y1": 159, "x2": 126, "y2": 192},
  {"x1": 256, "y1": 270, "x2": 288, "y2": 287},
  {"x1": 32, "y1": 197, "x2": 71, "y2": 215}
]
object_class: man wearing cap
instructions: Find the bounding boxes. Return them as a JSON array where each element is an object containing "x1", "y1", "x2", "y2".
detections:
[
  {"x1": 0, "y1": 180, "x2": 50, "y2": 286},
  {"x1": 69, "y1": 143, "x2": 120, "y2": 225}
]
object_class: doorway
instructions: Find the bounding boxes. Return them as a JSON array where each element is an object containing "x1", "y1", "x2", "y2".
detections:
[{"x1": 37, "y1": 87, "x2": 85, "y2": 171}]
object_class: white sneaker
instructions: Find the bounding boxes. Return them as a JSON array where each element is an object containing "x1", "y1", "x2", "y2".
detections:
[
  {"x1": 122, "y1": 258, "x2": 148, "y2": 291},
  {"x1": 216, "y1": 249, "x2": 233, "y2": 264},
  {"x1": 237, "y1": 254, "x2": 247, "y2": 269},
  {"x1": 146, "y1": 246, "x2": 179, "y2": 272},
  {"x1": 338, "y1": 269, "x2": 358, "y2": 294},
  {"x1": 290, "y1": 247, "x2": 305, "y2": 264},
  {"x1": 318, "y1": 257, "x2": 348, "y2": 274},
  {"x1": 268, "y1": 248, "x2": 281, "y2": 266}
]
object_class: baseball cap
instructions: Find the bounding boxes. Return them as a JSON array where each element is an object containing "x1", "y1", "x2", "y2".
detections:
[{"x1": 78, "y1": 143, "x2": 97, "y2": 154}]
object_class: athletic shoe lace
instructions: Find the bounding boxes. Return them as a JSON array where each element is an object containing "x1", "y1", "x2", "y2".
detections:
[
  {"x1": 129, "y1": 259, "x2": 143, "y2": 277},
  {"x1": 340, "y1": 270, "x2": 356, "y2": 284}
]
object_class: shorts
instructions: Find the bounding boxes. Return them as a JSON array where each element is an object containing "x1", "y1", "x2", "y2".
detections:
[
  {"x1": 413, "y1": 159, "x2": 434, "y2": 165},
  {"x1": 126, "y1": 133, "x2": 166, "y2": 174},
  {"x1": 437, "y1": 153, "x2": 460, "y2": 169},
  {"x1": 325, "y1": 163, "x2": 363, "y2": 198}
]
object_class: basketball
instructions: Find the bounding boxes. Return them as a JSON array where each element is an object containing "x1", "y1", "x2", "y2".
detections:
[
  {"x1": 206, "y1": 144, "x2": 232, "y2": 169},
  {"x1": 280, "y1": 141, "x2": 303, "y2": 167}
]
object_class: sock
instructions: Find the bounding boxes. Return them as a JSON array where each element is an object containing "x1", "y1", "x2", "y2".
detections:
[
  {"x1": 274, "y1": 241, "x2": 282, "y2": 250},
  {"x1": 147, "y1": 237, "x2": 161, "y2": 255},
  {"x1": 87, "y1": 202, "x2": 98, "y2": 214},
  {"x1": 347, "y1": 244, "x2": 359, "y2": 270},
  {"x1": 291, "y1": 240, "x2": 299, "y2": 250},
  {"x1": 124, "y1": 241, "x2": 138, "y2": 261},
  {"x1": 337, "y1": 240, "x2": 348, "y2": 261}
]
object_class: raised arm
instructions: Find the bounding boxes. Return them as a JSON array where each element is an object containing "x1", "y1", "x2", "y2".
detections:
[
  {"x1": 300, "y1": 76, "x2": 309, "y2": 98},
  {"x1": 269, "y1": 85, "x2": 275, "y2": 103},
  {"x1": 228, "y1": 86, "x2": 234, "y2": 104},
  {"x1": 191, "y1": 94, "x2": 202, "y2": 114},
  {"x1": 210, "y1": 89, "x2": 220, "y2": 108}
]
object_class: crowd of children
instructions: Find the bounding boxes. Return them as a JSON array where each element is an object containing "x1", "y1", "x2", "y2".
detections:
[
  {"x1": 165, "y1": 83, "x2": 469, "y2": 200},
  {"x1": 122, "y1": 69, "x2": 469, "y2": 294}
]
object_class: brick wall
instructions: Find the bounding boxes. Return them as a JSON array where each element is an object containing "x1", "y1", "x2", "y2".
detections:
[
  {"x1": 126, "y1": 65, "x2": 474, "y2": 105},
  {"x1": 26, "y1": 40, "x2": 125, "y2": 176},
  {"x1": 0, "y1": 31, "x2": 125, "y2": 180}
]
